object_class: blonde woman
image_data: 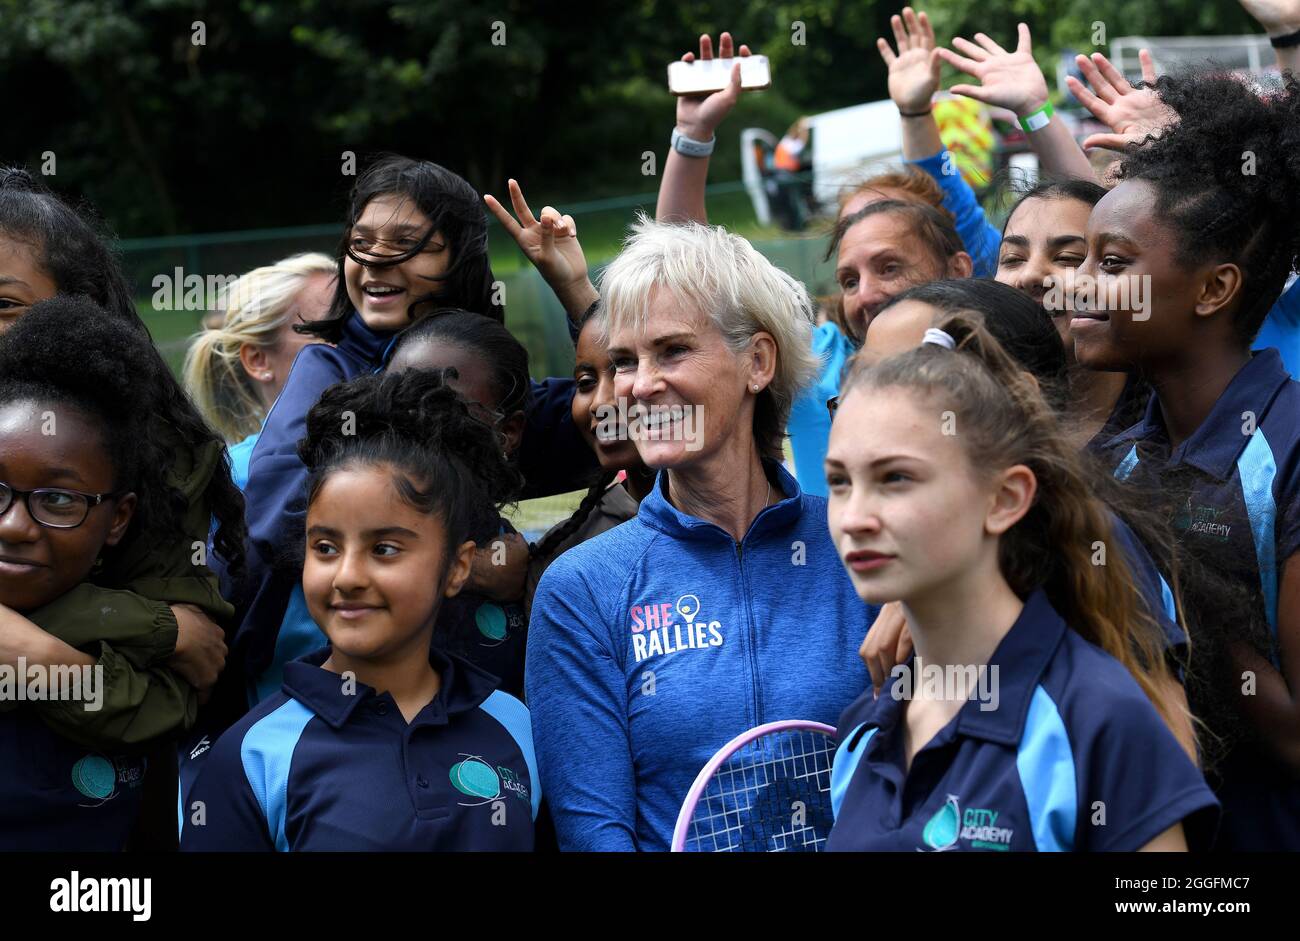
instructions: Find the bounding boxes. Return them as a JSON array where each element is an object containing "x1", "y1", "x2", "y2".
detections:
[
  {"x1": 183, "y1": 253, "x2": 335, "y2": 487},
  {"x1": 525, "y1": 218, "x2": 878, "y2": 850}
]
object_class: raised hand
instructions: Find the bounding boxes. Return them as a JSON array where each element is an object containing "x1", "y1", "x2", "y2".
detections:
[
  {"x1": 1065, "y1": 49, "x2": 1176, "y2": 152},
  {"x1": 675, "y1": 32, "x2": 752, "y2": 141},
  {"x1": 937, "y1": 22, "x2": 1050, "y2": 116},
  {"x1": 1238, "y1": 0, "x2": 1300, "y2": 34},
  {"x1": 484, "y1": 179, "x2": 589, "y2": 296},
  {"x1": 877, "y1": 7, "x2": 941, "y2": 113}
]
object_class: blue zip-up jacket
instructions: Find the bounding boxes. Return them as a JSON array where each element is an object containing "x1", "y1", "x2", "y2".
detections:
[
  {"x1": 180, "y1": 646, "x2": 538, "y2": 851},
  {"x1": 525, "y1": 459, "x2": 878, "y2": 851}
]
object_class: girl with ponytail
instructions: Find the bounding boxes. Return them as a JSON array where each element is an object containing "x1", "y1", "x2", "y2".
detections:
[
  {"x1": 182, "y1": 253, "x2": 334, "y2": 485},
  {"x1": 824, "y1": 314, "x2": 1217, "y2": 852}
]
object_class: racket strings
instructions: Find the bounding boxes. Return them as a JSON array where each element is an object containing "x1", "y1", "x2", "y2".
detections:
[{"x1": 686, "y1": 729, "x2": 836, "y2": 852}]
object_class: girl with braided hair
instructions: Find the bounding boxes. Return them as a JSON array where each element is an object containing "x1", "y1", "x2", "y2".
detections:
[
  {"x1": 524, "y1": 304, "x2": 656, "y2": 620},
  {"x1": 1079, "y1": 71, "x2": 1300, "y2": 850}
]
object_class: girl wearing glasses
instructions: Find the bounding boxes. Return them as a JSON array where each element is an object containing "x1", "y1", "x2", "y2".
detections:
[{"x1": 0, "y1": 297, "x2": 213, "y2": 850}]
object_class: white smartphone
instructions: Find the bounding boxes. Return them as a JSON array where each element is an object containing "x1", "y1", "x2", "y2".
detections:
[{"x1": 667, "y1": 55, "x2": 771, "y2": 96}]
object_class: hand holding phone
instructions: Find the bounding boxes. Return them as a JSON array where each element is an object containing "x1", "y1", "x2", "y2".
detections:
[
  {"x1": 669, "y1": 33, "x2": 765, "y2": 145},
  {"x1": 668, "y1": 55, "x2": 772, "y2": 96}
]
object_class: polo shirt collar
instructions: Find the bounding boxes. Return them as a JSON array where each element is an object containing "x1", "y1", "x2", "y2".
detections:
[
  {"x1": 638, "y1": 458, "x2": 804, "y2": 542},
  {"x1": 1108, "y1": 349, "x2": 1290, "y2": 481},
  {"x1": 954, "y1": 590, "x2": 1067, "y2": 745},
  {"x1": 864, "y1": 590, "x2": 1068, "y2": 748},
  {"x1": 281, "y1": 645, "x2": 500, "y2": 731}
]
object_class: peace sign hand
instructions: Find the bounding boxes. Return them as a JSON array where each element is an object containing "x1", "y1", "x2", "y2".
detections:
[{"x1": 484, "y1": 179, "x2": 589, "y2": 295}]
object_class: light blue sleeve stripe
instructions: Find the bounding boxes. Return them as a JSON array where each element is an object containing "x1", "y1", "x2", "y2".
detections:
[
  {"x1": 1114, "y1": 444, "x2": 1139, "y2": 481},
  {"x1": 251, "y1": 585, "x2": 328, "y2": 707},
  {"x1": 830, "y1": 722, "x2": 875, "y2": 821},
  {"x1": 480, "y1": 690, "x2": 541, "y2": 821},
  {"x1": 240, "y1": 698, "x2": 315, "y2": 852},
  {"x1": 1238, "y1": 428, "x2": 1279, "y2": 638},
  {"x1": 1015, "y1": 686, "x2": 1077, "y2": 852},
  {"x1": 1159, "y1": 573, "x2": 1176, "y2": 624}
]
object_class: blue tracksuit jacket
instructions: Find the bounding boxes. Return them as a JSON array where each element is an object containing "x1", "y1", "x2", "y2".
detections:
[{"x1": 525, "y1": 459, "x2": 878, "y2": 851}]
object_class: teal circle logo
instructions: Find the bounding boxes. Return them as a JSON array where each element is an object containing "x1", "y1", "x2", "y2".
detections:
[
  {"x1": 72, "y1": 755, "x2": 116, "y2": 800},
  {"x1": 450, "y1": 757, "x2": 501, "y2": 799},
  {"x1": 923, "y1": 795, "x2": 960, "y2": 850},
  {"x1": 475, "y1": 603, "x2": 508, "y2": 642}
]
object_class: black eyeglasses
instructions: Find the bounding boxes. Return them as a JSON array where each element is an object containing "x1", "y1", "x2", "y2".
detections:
[
  {"x1": 826, "y1": 395, "x2": 840, "y2": 420},
  {"x1": 0, "y1": 481, "x2": 118, "y2": 529}
]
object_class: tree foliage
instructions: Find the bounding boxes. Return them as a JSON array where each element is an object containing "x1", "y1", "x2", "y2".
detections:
[{"x1": 0, "y1": 0, "x2": 1259, "y2": 235}]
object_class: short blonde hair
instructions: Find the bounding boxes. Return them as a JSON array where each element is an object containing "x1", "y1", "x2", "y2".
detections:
[
  {"x1": 182, "y1": 252, "x2": 335, "y2": 443},
  {"x1": 598, "y1": 216, "x2": 818, "y2": 459}
]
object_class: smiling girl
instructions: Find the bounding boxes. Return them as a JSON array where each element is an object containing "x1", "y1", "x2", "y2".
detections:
[
  {"x1": 1077, "y1": 72, "x2": 1300, "y2": 851},
  {"x1": 227, "y1": 156, "x2": 501, "y2": 707},
  {"x1": 995, "y1": 180, "x2": 1152, "y2": 448},
  {"x1": 0, "y1": 297, "x2": 224, "y2": 850},
  {"x1": 182, "y1": 369, "x2": 537, "y2": 851},
  {"x1": 524, "y1": 303, "x2": 656, "y2": 618}
]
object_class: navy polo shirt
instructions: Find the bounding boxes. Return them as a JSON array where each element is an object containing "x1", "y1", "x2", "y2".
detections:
[
  {"x1": 1094, "y1": 349, "x2": 1300, "y2": 850},
  {"x1": 180, "y1": 647, "x2": 538, "y2": 851},
  {"x1": 0, "y1": 708, "x2": 146, "y2": 851},
  {"x1": 827, "y1": 590, "x2": 1218, "y2": 852}
]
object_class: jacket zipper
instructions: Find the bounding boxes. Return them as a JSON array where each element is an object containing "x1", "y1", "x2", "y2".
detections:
[{"x1": 734, "y1": 539, "x2": 761, "y2": 726}]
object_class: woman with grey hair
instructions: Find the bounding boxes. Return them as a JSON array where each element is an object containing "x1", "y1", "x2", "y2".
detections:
[{"x1": 526, "y1": 217, "x2": 878, "y2": 851}]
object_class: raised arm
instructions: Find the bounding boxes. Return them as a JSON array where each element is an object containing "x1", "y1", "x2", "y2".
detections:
[
  {"x1": 880, "y1": 6, "x2": 1001, "y2": 276},
  {"x1": 656, "y1": 32, "x2": 751, "y2": 225},
  {"x1": 1239, "y1": 0, "x2": 1300, "y2": 74},
  {"x1": 938, "y1": 22, "x2": 1096, "y2": 182},
  {"x1": 881, "y1": 8, "x2": 944, "y2": 160},
  {"x1": 484, "y1": 179, "x2": 597, "y2": 325}
]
